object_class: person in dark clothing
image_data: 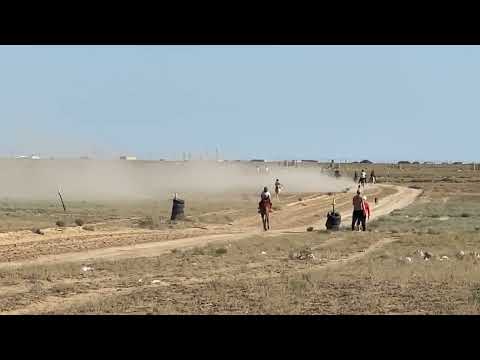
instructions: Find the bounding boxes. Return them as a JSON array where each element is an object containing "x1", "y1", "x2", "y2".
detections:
[{"x1": 352, "y1": 190, "x2": 366, "y2": 231}]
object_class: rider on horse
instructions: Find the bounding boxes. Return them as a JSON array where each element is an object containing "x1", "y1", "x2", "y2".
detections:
[
  {"x1": 274, "y1": 179, "x2": 282, "y2": 200},
  {"x1": 259, "y1": 186, "x2": 272, "y2": 230},
  {"x1": 259, "y1": 186, "x2": 272, "y2": 210}
]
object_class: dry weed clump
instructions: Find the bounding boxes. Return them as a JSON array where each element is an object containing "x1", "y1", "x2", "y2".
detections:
[{"x1": 32, "y1": 228, "x2": 44, "y2": 235}]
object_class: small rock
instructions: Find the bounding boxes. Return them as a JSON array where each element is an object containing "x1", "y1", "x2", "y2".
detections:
[
  {"x1": 261, "y1": 251, "x2": 267, "y2": 255},
  {"x1": 306, "y1": 227, "x2": 314, "y2": 232},
  {"x1": 440, "y1": 256, "x2": 449, "y2": 261},
  {"x1": 151, "y1": 280, "x2": 162, "y2": 284},
  {"x1": 81, "y1": 266, "x2": 93, "y2": 272}
]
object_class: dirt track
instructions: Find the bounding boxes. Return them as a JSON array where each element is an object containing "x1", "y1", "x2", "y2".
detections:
[
  {"x1": 0, "y1": 184, "x2": 421, "y2": 269},
  {"x1": 0, "y1": 184, "x2": 422, "y2": 315}
]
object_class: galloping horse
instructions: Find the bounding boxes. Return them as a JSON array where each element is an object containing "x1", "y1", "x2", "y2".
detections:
[{"x1": 258, "y1": 198, "x2": 272, "y2": 231}]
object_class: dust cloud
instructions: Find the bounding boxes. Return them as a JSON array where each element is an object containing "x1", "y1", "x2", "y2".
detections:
[{"x1": 0, "y1": 160, "x2": 354, "y2": 201}]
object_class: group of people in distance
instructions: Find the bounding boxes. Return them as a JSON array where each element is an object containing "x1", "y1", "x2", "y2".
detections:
[
  {"x1": 257, "y1": 171, "x2": 374, "y2": 232},
  {"x1": 354, "y1": 169, "x2": 376, "y2": 188}
]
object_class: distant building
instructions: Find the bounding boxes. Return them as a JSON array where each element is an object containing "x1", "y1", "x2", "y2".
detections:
[
  {"x1": 398, "y1": 161, "x2": 411, "y2": 165},
  {"x1": 301, "y1": 160, "x2": 319, "y2": 164},
  {"x1": 250, "y1": 159, "x2": 266, "y2": 163},
  {"x1": 120, "y1": 156, "x2": 137, "y2": 160},
  {"x1": 360, "y1": 159, "x2": 373, "y2": 164},
  {"x1": 31, "y1": 155, "x2": 40, "y2": 160}
]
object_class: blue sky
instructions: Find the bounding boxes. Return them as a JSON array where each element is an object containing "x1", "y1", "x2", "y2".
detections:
[{"x1": 1, "y1": 45, "x2": 479, "y2": 162}]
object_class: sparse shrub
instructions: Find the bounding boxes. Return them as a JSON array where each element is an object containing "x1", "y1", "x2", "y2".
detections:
[
  {"x1": 56, "y1": 220, "x2": 65, "y2": 227},
  {"x1": 288, "y1": 278, "x2": 309, "y2": 293},
  {"x1": 390, "y1": 229, "x2": 399, "y2": 234},
  {"x1": 82, "y1": 225, "x2": 95, "y2": 231},
  {"x1": 306, "y1": 226, "x2": 314, "y2": 232},
  {"x1": 461, "y1": 212, "x2": 471, "y2": 218},
  {"x1": 138, "y1": 217, "x2": 154, "y2": 228},
  {"x1": 171, "y1": 248, "x2": 178, "y2": 254},
  {"x1": 427, "y1": 228, "x2": 440, "y2": 235},
  {"x1": 191, "y1": 247, "x2": 205, "y2": 256},
  {"x1": 214, "y1": 247, "x2": 227, "y2": 256},
  {"x1": 75, "y1": 219, "x2": 85, "y2": 226},
  {"x1": 430, "y1": 214, "x2": 440, "y2": 218},
  {"x1": 32, "y1": 228, "x2": 44, "y2": 235},
  {"x1": 298, "y1": 197, "x2": 303, "y2": 201}
]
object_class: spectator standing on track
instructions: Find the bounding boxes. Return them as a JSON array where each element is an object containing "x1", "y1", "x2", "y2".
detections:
[{"x1": 352, "y1": 190, "x2": 366, "y2": 231}]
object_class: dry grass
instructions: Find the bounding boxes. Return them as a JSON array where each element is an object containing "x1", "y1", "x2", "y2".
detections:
[{"x1": 3, "y1": 164, "x2": 480, "y2": 314}]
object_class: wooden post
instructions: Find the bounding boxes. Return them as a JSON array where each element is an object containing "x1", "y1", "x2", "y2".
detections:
[
  {"x1": 58, "y1": 188, "x2": 66, "y2": 212},
  {"x1": 332, "y1": 196, "x2": 336, "y2": 214}
]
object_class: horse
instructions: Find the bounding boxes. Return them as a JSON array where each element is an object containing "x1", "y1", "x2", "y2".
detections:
[
  {"x1": 274, "y1": 184, "x2": 283, "y2": 200},
  {"x1": 258, "y1": 199, "x2": 272, "y2": 231},
  {"x1": 359, "y1": 177, "x2": 366, "y2": 189}
]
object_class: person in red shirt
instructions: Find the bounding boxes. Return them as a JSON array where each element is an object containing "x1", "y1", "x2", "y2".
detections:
[
  {"x1": 355, "y1": 195, "x2": 371, "y2": 231},
  {"x1": 362, "y1": 195, "x2": 371, "y2": 226}
]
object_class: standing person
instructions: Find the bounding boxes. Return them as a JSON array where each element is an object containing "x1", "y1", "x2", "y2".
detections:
[
  {"x1": 359, "y1": 169, "x2": 367, "y2": 189},
  {"x1": 354, "y1": 171, "x2": 358, "y2": 183},
  {"x1": 352, "y1": 190, "x2": 365, "y2": 231},
  {"x1": 274, "y1": 179, "x2": 283, "y2": 200},
  {"x1": 370, "y1": 170, "x2": 376, "y2": 184},
  {"x1": 356, "y1": 195, "x2": 371, "y2": 230}
]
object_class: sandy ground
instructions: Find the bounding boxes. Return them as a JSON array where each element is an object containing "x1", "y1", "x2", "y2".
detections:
[
  {"x1": 0, "y1": 184, "x2": 422, "y2": 314},
  {"x1": 0, "y1": 184, "x2": 419, "y2": 269}
]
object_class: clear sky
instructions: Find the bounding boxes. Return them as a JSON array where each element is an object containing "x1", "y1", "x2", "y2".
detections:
[{"x1": 1, "y1": 45, "x2": 479, "y2": 162}]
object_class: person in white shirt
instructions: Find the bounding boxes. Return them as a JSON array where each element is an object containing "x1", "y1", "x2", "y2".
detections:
[
  {"x1": 274, "y1": 179, "x2": 283, "y2": 200},
  {"x1": 359, "y1": 169, "x2": 367, "y2": 189},
  {"x1": 261, "y1": 186, "x2": 271, "y2": 201}
]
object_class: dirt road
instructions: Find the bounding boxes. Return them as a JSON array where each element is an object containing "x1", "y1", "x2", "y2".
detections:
[
  {"x1": 0, "y1": 184, "x2": 422, "y2": 315},
  {"x1": 0, "y1": 184, "x2": 421, "y2": 269}
]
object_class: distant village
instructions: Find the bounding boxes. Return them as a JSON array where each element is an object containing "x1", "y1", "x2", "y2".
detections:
[{"x1": 8, "y1": 153, "x2": 469, "y2": 166}]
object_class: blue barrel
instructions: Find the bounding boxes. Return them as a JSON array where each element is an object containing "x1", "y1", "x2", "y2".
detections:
[
  {"x1": 325, "y1": 212, "x2": 341, "y2": 230},
  {"x1": 171, "y1": 198, "x2": 185, "y2": 220}
]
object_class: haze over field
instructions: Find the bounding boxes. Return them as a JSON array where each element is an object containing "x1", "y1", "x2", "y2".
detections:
[{"x1": 0, "y1": 160, "x2": 353, "y2": 200}]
